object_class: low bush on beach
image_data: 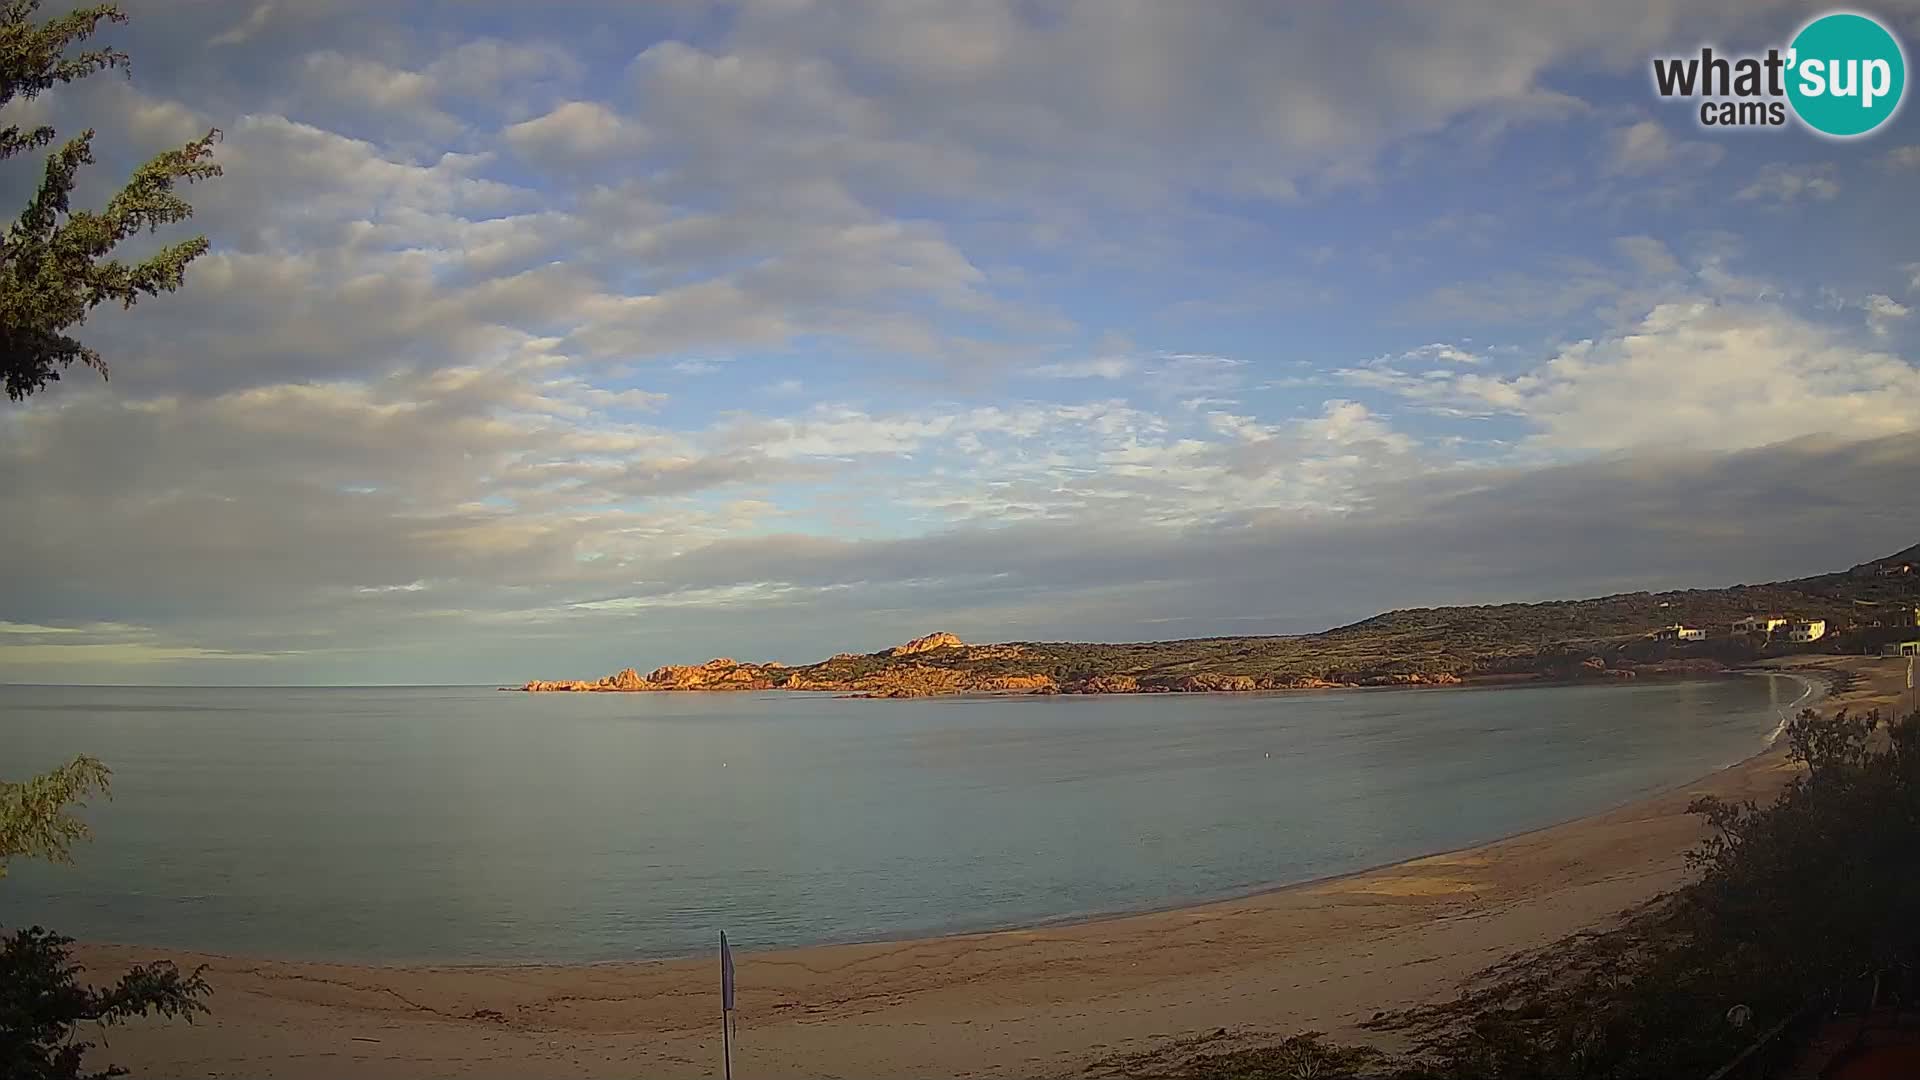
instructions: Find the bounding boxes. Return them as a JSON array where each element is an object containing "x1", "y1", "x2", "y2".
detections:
[
  {"x1": 1087, "y1": 1030, "x2": 1384, "y2": 1080},
  {"x1": 1107, "y1": 705, "x2": 1920, "y2": 1080},
  {"x1": 0, "y1": 926, "x2": 210, "y2": 1080}
]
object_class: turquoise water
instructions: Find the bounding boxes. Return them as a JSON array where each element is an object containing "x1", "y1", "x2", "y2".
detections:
[{"x1": 0, "y1": 677, "x2": 1798, "y2": 963}]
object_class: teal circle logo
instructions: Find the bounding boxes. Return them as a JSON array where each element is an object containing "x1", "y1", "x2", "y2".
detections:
[{"x1": 1787, "y1": 12, "x2": 1906, "y2": 137}]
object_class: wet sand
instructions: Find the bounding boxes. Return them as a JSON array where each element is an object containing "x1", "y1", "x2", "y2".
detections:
[{"x1": 74, "y1": 656, "x2": 1910, "y2": 1079}]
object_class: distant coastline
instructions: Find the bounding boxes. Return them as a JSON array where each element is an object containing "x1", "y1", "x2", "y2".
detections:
[
  {"x1": 504, "y1": 629, "x2": 1475, "y2": 699},
  {"x1": 503, "y1": 643, "x2": 1742, "y2": 699},
  {"x1": 510, "y1": 541, "x2": 1920, "y2": 691},
  {"x1": 508, "y1": 545, "x2": 1917, "y2": 699}
]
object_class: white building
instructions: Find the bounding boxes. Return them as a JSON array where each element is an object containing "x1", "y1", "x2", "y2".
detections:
[
  {"x1": 1732, "y1": 616, "x2": 1787, "y2": 635},
  {"x1": 1651, "y1": 625, "x2": 1707, "y2": 642},
  {"x1": 1786, "y1": 619, "x2": 1827, "y2": 644}
]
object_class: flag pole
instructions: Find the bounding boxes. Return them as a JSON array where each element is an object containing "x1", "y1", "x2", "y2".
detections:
[{"x1": 720, "y1": 931, "x2": 734, "y2": 1080}]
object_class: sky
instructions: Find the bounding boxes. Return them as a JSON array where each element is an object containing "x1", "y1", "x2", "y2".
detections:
[{"x1": 2, "y1": 0, "x2": 1919, "y2": 685}]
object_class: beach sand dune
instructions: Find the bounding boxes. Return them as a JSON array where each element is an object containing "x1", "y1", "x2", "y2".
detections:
[{"x1": 74, "y1": 657, "x2": 1908, "y2": 1079}]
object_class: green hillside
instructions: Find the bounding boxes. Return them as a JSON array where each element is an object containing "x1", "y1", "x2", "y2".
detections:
[
  {"x1": 772, "y1": 544, "x2": 1920, "y2": 691},
  {"x1": 527, "y1": 545, "x2": 1919, "y2": 695}
]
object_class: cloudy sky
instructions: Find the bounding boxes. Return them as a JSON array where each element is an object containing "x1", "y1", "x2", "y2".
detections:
[{"x1": 2, "y1": 0, "x2": 1918, "y2": 685}]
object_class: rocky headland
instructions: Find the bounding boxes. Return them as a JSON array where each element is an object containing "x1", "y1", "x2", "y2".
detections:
[
  {"x1": 512, "y1": 632, "x2": 1484, "y2": 698},
  {"x1": 511, "y1": 542, "x2": 1920, "y2": 698}
]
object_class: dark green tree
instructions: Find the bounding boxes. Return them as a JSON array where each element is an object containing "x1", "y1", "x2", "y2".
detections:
[
  {"x1": 1, "y1": 757, "x2": 212, "y2": 1079},
  {"x1": 0, "y1": 926, "x2": 210, "y2": 1080},
  {"x1": 1, "y1": 0, "x2": 220, "y2": 401}
]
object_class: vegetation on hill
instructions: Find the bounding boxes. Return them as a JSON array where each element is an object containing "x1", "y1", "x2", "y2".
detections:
[
  {"x1": 1099, "y1": 704, "x2": 1920, "y2": 1079},
  {"x1": 521, "y1": 544, "x2": 1920, "y2": 696}
]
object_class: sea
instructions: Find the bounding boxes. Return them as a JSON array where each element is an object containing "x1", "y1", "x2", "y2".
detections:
[{"x1": 0, "y1": 675, "x2": 1803, "y2": 963}]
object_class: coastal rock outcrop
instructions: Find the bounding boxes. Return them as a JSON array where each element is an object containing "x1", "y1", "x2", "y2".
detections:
[
  {"x1": 522, "y1": 659, "x2": 784, "y2": 692},
  {"x1": 886, "y1": 632, "x2": 964, "y2": 657},
  {"x1": 1273, "y1": 676, "x2": 1351, "y2": 690},
  {"x1": 521, "y1": 667, "x2": 656, "y2": 692},
  {"x1": 643, "y1": 659, "x2": 777, "y2": 690},
  {"x1": 521, "y1": 661, "x2": 1459, "y2": 696},
  {"x1": 982, "y1": 674, "x2": 1056, "y2": 692},
  {"x1": 1140, "y1": 673, "x2": 1260, "y2": 693},
  {"x1": 1358, "y1": 672, "x2": 1463, "y2": 687},
  {"x1": 608, "y1": 667, "x2": 649, "y2": 690}
]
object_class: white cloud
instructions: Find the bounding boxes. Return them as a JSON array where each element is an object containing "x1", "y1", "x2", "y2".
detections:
[
  {"x1": 299, "y1": 51, "x2": 450, "y2": 133},
  {"x1": 202, "y1": 113, "x2": 530, "y2": 240},
  {"x1": 1145, "y1": 353, "x2": 1250, "y2": 395},
  {"x1": 1401, "y1": 343, "x2": 1484, "y2": 366},
  {"x1": 503, "y1": 101, "x2": 647, "y2": 168},
  {"x1": 425, "y1": 39, "x2": 583, "y2": 106},
  {"x1": 1736, "y1": 163, "x2": 1841, "y2": 205},
  {"x1": 1613, "y1": 235, "x2": 1684, "y2": 278},
  {"x1": 208, "y1": 2, "x2": 276, "y2": 47},
  {"x1": 1883, "y1": 145, "x2": 1920, "y2": 170},
  {"x1": 1865, "y1": 294, "x2": 1912, "y2": 337},
  {"x1": 712, "y1": 1, "x2": 1805, "y2": 204},
  {"x1": 1028, "y1": 356, "x2": 1137, "y2": 379},
  {"x1": 1355, "y1": 300, "x2": 1920, "y2": 453},
  {"x1": 1603, "y1": 120, "x2": 1723, "y2": 176}
]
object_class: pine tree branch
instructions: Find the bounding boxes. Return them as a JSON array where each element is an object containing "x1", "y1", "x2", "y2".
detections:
[{"x1": 0, "y1": 2, "x2": 128, "y2": 110}]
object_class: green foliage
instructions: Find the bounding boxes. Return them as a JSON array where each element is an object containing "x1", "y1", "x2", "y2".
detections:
[
  {"x1": 771, "y1": 547, "x2": 1917, "y2": 690},
  {"x1": 0, "y1": 925, "x2": 209, "y2": 1080},
  {"x1": 1089, "y1": 1030, "x2": 1384, "y2": 1080},
  {"x1": 0, "y1": 755, "x2": 109, "y2": 879},
  {"x1": 1, "y1": 0, "x2": 221, "y2": 401},
  {"x1": 3, "y1": 757, "x2": 211, "y2": 1077}
]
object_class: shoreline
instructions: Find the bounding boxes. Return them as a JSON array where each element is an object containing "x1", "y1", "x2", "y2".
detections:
[
  {"x1": 501, "y1": 667, "x2": 1737, "y2": 698},
  {"x1": 60, "y1": 669, "x2": 1800, "y2": 973},
  {"x1": 73, "y1": 656, "x2": 1904, "y2": 1080},
  {"x1": 724, "y1": 668, "x2": 1830, "y2": 960},
  {"x1": 68, "y1": 672, "x2": 1784, "y2": 970}
]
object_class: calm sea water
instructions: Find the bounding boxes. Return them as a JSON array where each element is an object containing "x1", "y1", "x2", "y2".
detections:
[{"x1": 0, "y1": 677, "x2": 1799, "y2": 963}]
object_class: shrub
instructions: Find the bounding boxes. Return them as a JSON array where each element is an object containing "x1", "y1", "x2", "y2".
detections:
[{"x1": 0, "y1": 925, "x2": 210, "y2": 1080}]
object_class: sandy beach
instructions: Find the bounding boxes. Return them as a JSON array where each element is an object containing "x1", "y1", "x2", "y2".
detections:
[{"x1": 73, "y1": 656, "x2": 1912, "y2": 1080}]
